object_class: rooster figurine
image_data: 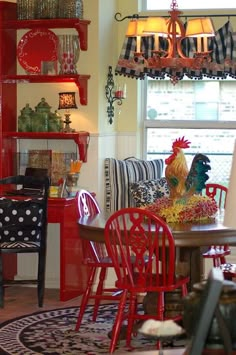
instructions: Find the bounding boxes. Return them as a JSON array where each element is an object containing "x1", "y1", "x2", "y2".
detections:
[{"x1": 165, "y1": 137, "x2": 211, "y2": 201}]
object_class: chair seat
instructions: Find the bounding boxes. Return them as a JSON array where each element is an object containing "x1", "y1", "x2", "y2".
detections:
[
  {"x1": 83, "y1": 256, "x2": 113, "y2": 266},
  {"x1": 84, "y1": 255, "x2": 151, "y2": 266},
  {"x1": 115, "y1": 272, "x2": 190, "y2": 293},
  {"x1": 0, "y1": 241, "x2": 40, "y2": 249},
  {"x1": 202, "y1": 248, "x2": 230, "y2": 258}
]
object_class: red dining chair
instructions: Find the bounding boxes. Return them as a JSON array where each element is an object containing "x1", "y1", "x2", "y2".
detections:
[
  {"x1": 202, "y1": 183, "x2": 230, "y2": 267},
  {"x1": 104, "y1": 207, "x2": 189, "y2": 353},
  {"x1": 75, "y1": 189, "x2": 121, "y2": 331}
]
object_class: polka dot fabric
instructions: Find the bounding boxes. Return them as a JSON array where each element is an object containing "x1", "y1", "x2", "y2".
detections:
[{"x1": 0, "y1": 198, "x2": 44, "y2": 245}]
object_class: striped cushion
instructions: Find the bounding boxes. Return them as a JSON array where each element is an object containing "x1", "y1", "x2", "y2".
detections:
[{"x1": 104, "y1": 158, "x2": 164, "y2": 212}]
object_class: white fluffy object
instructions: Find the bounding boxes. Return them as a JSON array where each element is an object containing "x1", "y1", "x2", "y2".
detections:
[{"x1": 139, "y1": 319, "x2": 183, "y2": 336}]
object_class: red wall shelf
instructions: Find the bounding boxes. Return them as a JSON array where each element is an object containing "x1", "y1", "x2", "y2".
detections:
[
  {"x1": 3, "y1": 19, "x2": 91, "y2": 51},
  {"x1": 2, "y1": 75, "x2": 90, "y2": 105},
  {"x1": 3, "y1": 131, "x2": 90, "y2": 162}
]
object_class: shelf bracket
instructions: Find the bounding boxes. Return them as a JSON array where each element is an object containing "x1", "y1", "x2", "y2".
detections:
[
  {"x1": 75, "y1": 75, "x2": 90, "y2": 105},
  {"x1": 75, "y1": 20, "x2": 90, "y2": 51}
]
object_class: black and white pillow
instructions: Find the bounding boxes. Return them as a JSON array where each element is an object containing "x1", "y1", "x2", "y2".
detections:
[
  {"x1": 0, "y1": 197, "x2": 44, "y2": 244},
  {"x1": 104, "y1": 158, "x2": 164, "y2": 212},
  {"x1": 130, "y1": 177, "x2": 170, "y2": 207}
]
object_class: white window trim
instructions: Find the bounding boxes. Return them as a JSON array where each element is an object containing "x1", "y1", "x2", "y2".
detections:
[{"x1": 144, "y1": 0, "x2": 236, "y2": 11}]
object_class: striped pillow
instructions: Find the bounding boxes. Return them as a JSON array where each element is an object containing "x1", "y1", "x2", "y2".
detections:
[{"x1": 104, "y1": 158, "x2": 164, "y2": 212}]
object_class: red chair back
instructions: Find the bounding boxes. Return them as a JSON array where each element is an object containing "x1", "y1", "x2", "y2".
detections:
[
  {"x1": 78, "y1": 189, "x2": 100, "y2": 217},
  {"x1": 202, "y1": 183, "x2": 230, "y2": 266},
  {"x1": 203, "y1": 183, "x2": 228, "y2": 209},
  {"x1": 104, "y1": 207, "x2": 176, "y2": 291},
  {"x1": 78, "y1": 189, "x2": 109, "y2": 263}
]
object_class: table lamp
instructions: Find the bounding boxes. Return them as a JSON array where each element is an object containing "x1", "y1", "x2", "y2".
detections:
[
  {"x1": 58, "y1": 92, "x2": 78, "y2": 132},
  {"x1": 224, "y1": 141, "x2": 236, "y2": 229}
]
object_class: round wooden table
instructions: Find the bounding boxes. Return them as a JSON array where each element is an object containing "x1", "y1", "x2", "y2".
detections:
[
  {"x1": 78, "y1": 212, "x2": 236, "y2": 288},
  {"x1": 78, "y1": 212, "x2": 236, "y2": 338}
]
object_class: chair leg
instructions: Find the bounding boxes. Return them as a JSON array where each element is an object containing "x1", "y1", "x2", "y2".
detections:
[
  {"x1": 92, "y1": 266, "x2": 107, "y2": 321},
  {"x1": 38, "y1": 250, "x2": 46, "y2": 307},
  {"x1": 109, "y1": 290, "x2": 128, "y2": 354},
  {"x1": 75, "y1": 266, "x2": 97, "y2": 331},
  {"x1": 126, "y1": 294, "x2": 136, "y2": 348},
  {"x1": 157, "y1": 291, "x2": 164, "y2": 320},
  {"x1": 0, "y1": 253, "x2": 4, "y2": 308}
]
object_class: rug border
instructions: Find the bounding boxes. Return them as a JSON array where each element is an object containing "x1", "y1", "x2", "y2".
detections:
[{"x1": 0, "y1": 305, "x2": 81, "y2": 327}]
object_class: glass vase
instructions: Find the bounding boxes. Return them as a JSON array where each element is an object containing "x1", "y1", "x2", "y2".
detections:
[
  {"x1": 58, "y1": 35, "x2": 80, "y2": 75},
  {"x1": 35, "y1": 0, "x2": 58, "y2": 19},
  {"x1": 58, "y1": 0, "x2": 83, "y2": 19},
  {"x1": 17, "y1": 0, "x2": 36, "y2": 20}
]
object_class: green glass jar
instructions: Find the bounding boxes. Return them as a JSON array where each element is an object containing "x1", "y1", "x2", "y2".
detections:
[
  {"x1": 48, "y1": 110, "x2": 63, "y2": 132},
  {"x1": 18, "y1": 103, "x2": 34, "y2": 132},
  {"x1": 31, "y1": 98, "x2": 50, "y2": 132}
]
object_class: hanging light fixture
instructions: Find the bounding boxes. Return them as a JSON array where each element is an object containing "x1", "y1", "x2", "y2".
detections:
[{"x1": 122, "y1": 0, "x2": 215, "y2": 84}]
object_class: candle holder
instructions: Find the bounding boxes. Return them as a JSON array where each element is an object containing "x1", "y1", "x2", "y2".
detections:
[{"x1": 105, "y1": 66, "x2": 126, "y2": 124}]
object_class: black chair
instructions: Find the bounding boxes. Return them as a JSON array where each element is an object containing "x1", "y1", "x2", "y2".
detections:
[{"x1": 0, "y1": 175, "x2": 50, "y2": 307}]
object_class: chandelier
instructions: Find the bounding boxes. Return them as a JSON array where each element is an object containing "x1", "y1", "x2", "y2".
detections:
[{"x1": 119, "y1": 0, "x2": 215, "y2": 84}]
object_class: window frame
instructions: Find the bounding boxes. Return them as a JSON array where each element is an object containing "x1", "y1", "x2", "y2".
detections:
[
  {"x1": 142, "y1": 78, "x2": 236, "y2": 160},
  {"x1": 144, "y1": 0, "x2": 236, "y2": 11}
]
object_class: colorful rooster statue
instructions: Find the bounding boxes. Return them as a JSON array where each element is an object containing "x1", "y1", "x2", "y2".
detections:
[{"x1": 165, "y1": 136, "x2": 211, "y2": 201}]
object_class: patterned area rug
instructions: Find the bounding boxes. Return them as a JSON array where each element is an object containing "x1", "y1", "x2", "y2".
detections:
[{"x1": 0, "y1": 304, "x2": 186, "y2": 354}]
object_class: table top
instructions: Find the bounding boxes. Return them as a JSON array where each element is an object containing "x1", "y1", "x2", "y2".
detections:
[{"x1": 78, "y1": 211, "x2": 236, "y2": 247}]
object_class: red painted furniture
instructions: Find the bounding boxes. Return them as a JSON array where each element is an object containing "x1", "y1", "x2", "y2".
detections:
[
  {"x1": 75, "y1": 190, "x2": 121, "y2": 331},
  {"x1": 48, "y1": 195, "x2": 88, "y2": 301},
  {"x1": 104, "y1": 207, "x2": 189, "y2": 353},
  {"x1": 0, "y1": 1, "x2": 91, "y2": 299},
  {"x1": 202, "y1": 183, "x2": 230, "y2": 267}
]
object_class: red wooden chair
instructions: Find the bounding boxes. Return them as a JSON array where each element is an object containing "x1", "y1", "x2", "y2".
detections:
[
  {"x1": 75, "y1": 189, "x2": 121, "y2": 331},
  {"x1": 104, "y1": 207, "x2": 189, "y2": 353},
  {"x1": 202, "y1": 183, "x2": 230, "y2": 267}
]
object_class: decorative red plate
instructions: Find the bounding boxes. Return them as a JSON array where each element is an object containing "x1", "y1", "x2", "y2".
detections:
[{"x1": 17, "y1": 28, "x2": 58, "y2": 74}]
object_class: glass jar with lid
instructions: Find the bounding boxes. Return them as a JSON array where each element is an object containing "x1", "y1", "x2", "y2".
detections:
[
  {"x1": 17, "y1": 0, "x2": 36, "y2": 20},
  {"x1": 58, "y1": 0, "x2": 83, "y2": 19},
  {"x1": 18, "y1": 103, "x2": 34, "y2": 132},
  {"x1": 35, "y1": 0, "x2": 58, "y2": 19},
  {"x1": 31, "y1": 98, "x2": 50, "y2": 132}
]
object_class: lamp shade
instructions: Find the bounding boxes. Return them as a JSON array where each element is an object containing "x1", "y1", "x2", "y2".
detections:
[
  {"x1": 58, "y1": 92, "x2": 78, "y2": 110},
  {"x1": 185, "y1": 18, "x2": 215, "y2": 37},
  {"x1": 224, "y1": 141, "x2": 236, "y2": 229},
  {"x1": 126, "y1": 19, "x2": 148, "y2": 37},
  {"x1": 143, "y1": 17, "x2": 168, "y2": 36}
]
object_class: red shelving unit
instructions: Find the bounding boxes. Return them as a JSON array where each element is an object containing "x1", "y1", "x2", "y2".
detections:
[{"x1": 0, "y1": 2, "x2": 91, "y2": 299}]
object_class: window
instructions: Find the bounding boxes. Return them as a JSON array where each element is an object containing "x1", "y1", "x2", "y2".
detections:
[
  {"x1": 144, "y1": 79, "x2": 236, "y2": 186},
  {"x1": 145, "y1": 0, "x2": 236, "y2": 10}
]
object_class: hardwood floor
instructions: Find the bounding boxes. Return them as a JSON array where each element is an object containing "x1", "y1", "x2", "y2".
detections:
[{"x1": 0, "y1": 286, "x2": 82, "y2": 323}]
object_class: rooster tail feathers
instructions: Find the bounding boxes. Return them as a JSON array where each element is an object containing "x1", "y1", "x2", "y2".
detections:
[{"x1": 185, "y1": 154, "x2": 211, "y2": 193}]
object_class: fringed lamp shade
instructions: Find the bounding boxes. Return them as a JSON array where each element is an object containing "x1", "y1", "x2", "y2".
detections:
[{"x1": 58, "y1": 92, "x2": 78, "y2": 110}]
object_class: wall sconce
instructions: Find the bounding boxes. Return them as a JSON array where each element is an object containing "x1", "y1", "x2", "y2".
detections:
[
  {"x1": 105, "y1": 65, "x2": 126, "y2": 124},
  {"x1": 58, "y1": 92, "x2": 78, "y2": 132}
]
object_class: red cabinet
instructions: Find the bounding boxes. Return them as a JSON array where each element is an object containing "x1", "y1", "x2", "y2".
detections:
[{"x1": 0, "y1": 1, "x2": 90, "y2": 300}]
